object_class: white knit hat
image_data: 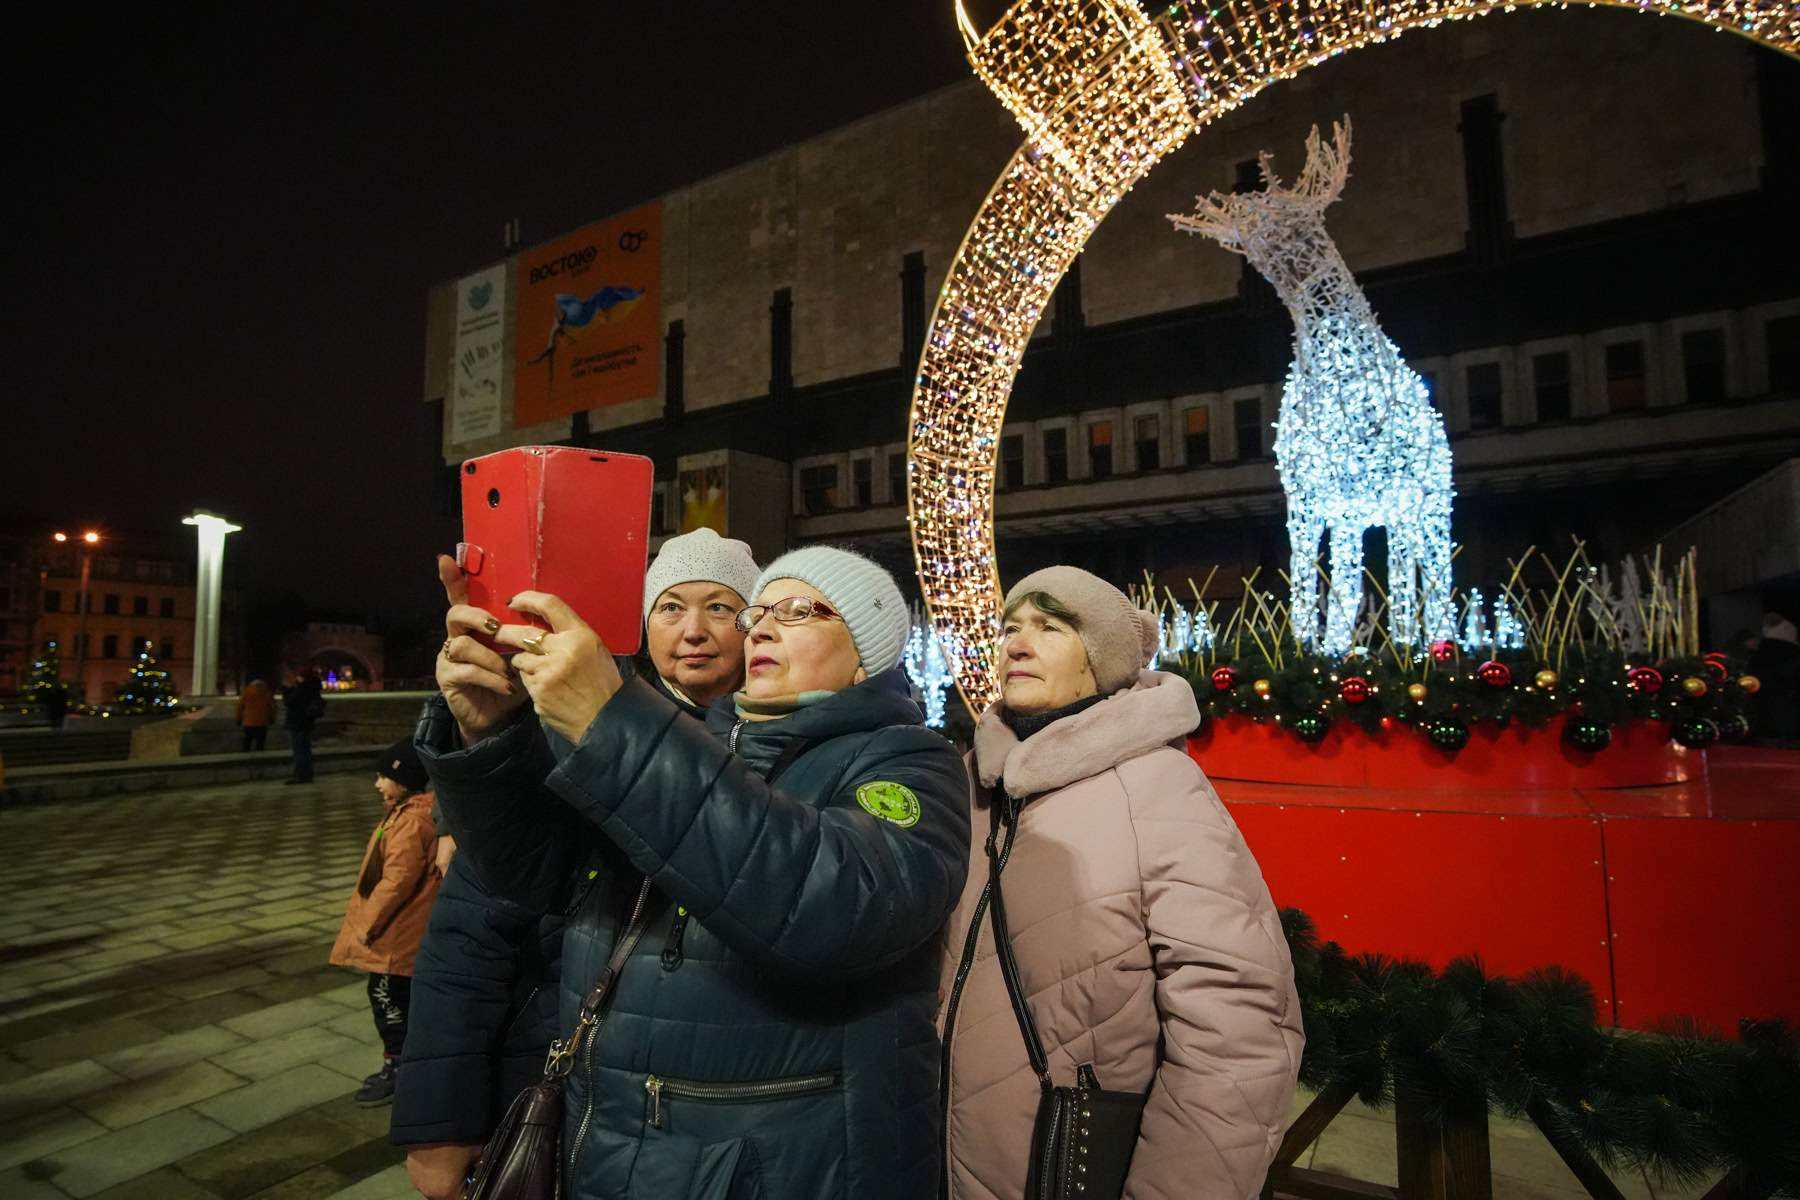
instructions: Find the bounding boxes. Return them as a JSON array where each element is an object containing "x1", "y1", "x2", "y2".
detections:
[
  {"x1": 754, "y1": 546, "x2": 909, "y2": 674},
  {"x1": 642, "y1": 529, "x2": 762, "y2": 617}
]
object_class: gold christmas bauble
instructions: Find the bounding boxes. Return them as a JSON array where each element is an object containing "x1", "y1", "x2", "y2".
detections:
[
  {"x1": 1681, "y1": 676, "x2": 1708, "y2": 697},
  {"x1": 1739, "y1": 674, "x2": 1761, "y2": 694},
  {"x1": 1407, "y1": 682, "x2": 1428, "y2": 702},
  {"x1": 1253, "y1": 679, "x2": 1272, "y2": 697},
  {"x1": 1535, "y1": 670, "x2": 1559, "y2": 690}
]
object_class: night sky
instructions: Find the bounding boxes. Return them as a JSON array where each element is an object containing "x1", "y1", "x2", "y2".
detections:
[{"x1": 9, "y1": 7, "x2": 975, "y2": 625}]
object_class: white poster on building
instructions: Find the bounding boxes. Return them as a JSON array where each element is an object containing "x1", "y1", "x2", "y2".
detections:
[{"x1": 450, "y1": 265, "x2": 507, "y2": 442}]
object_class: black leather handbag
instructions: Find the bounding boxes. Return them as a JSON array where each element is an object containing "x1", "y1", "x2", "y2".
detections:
[
  {"x1": 985, "y1": 794, "x2": 1148, "y2": 1200},
  {"x1": 464, "y1": 881, "x2": 659, "y2": 1200}
]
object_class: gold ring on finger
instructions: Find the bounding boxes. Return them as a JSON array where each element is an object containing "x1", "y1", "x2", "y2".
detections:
[{"x1": 522, "y1": 633, "x2": 548, "y2": 655}]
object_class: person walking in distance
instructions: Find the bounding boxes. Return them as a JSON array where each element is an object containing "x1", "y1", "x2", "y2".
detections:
[
  {"x1": 331, "y1": 740, "x2": 444, "y2": 1107},
  {"x1": 282, "y1": 667, "x2": 324, "y2": 783},
  {"x1": 236, "y1": 678, "x2": 274, "y2": 751}
]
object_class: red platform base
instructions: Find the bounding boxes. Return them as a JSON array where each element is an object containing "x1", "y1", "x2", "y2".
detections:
[{"x1": 1192, "y1": 742, "x2": 1800, "y2": 1032}]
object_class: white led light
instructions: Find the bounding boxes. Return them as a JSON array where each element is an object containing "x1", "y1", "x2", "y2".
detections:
[{"x1": 1171, "y1": 120, "x2": 1455, "y2": 656}]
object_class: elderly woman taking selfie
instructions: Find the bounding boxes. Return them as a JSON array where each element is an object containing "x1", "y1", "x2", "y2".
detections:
[
  {"x1": 940, "y1": 567, "x2": 1302, "y2": 1200},
  {"x1": 421, "y1": 545, "x2": 968, "y2": 1200}
]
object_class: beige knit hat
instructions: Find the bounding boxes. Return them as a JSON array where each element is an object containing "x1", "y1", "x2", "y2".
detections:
[{"x1": 1003, "y1": 566, "x2": 1157, "y2": 694}]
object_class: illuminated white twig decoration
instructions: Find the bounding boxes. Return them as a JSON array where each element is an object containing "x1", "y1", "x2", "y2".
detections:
[
  {"x1": 1170, "y1": 121, "x2": 1454, "y2": 655},
  {"x1": 913, "y1": 0, "x2": 1798, "y2": 711}
]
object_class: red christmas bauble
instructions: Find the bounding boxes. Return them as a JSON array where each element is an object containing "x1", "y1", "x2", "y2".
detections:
[
  {"x1": 1476, "y1": 661, "x2": 1512, "y2": 688},
  {"x1": 1627, "y1": 667, "x2": 1664, "y2": 694},
  {"x1": 1701, "y1": 654, "x2": 1729, "y2": 682},
  {"x1": 1430, "y1": 640, "x2": 1456, "y2": 663},
  {"x1": 1211, "y1": 666, "x2": 1237, "y2": 691},
  {"x1": 1339, "y1": 676, "x2": 1370, "y2": 703}
]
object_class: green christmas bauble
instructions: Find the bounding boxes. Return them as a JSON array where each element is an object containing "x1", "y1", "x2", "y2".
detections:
[
  {"x1": 1427, "y1": 717, "x2": 1470, "y2": 752},
  {"x1": 1291, "y1": 714, "x2": 1330, "y2": 743},
  {"x1": 1564, "y1": 718, "x2": 1612, "y2": 753},
  {"x1": 1719, "y1": 713, "x2": 1750, "y2": 741},
  {"x1": 1672, "y1": 717, "x2": 1719, "y2": 750}
]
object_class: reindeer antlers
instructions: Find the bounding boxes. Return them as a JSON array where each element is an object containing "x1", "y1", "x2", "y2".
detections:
[{"x1": 1167, "y1": 114, "x2": 1354, "y2": 239}]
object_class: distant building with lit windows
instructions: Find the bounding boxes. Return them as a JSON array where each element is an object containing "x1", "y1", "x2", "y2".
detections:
[{"x1": 0, "y1": 528, "x2": 245, "y2": 707}]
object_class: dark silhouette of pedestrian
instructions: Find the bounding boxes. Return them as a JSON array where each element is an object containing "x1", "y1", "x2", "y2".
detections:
[
  {"x1": 1748, "y1": 612, "x2": 1800, "y2": 742},
  {"x1": 44, "y1": 684, "x2": 69, "y2": 731},
  {"x1": 282, "y1": 668, "x2": 325, "y2": 783}
]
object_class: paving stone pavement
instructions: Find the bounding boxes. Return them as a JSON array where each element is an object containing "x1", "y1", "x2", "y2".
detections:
[{"x1": 0, "y1": 777, "x2": 414, "y2": 1200}]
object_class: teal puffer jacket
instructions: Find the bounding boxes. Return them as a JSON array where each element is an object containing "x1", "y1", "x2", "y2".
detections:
[{"x1": 418, "y1": 667, "x2": 970, "y2": 1200}]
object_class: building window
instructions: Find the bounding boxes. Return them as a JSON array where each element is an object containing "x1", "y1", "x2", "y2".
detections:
[
  {"x1": 1088, "y1": 423, "x2": 1114, "y2": 479},
  {"x1": 103, "y1": 593, "x2": 120, "y2": 615},
  {"x1": 162, "y1": 639, "x2": 176, "y2": 661},
  {"x1": 1233, "y1": 398, "x2": 1264, "y2": 459},
  {"x1": 1000, "y1": 434, "x2": 1025, "y2": 490},
  {"x1": 800, "y1": 464, "x2": 839, "y2": 515},
  {"x1": 1532, "y1": 352, "x2": 1572, "y2": 423},
  {"x1": 1043, "y1": 428, "x2": 1069, "y2": 484},
  {"x1": 1184, "y1": 407, "x2": 1211, "y2": 465},
  {"x1": 44, "y1": 589, "x2": 61, "y2": 613},
  {"x1": 1767, "y1": 315, "x2": 1800, "y2": 392},
  {"x1": 1466, "y1": 363, "x2": 1503, "y2": 429},
  {"x1": 1606, "y1": 341, "x2": 1647, "y2": 411},
  {"x1": 1135, "y1": 415, "x2": 1159, "y2": 472},
  {"x1": 852, "y1": 458, "x2": 873, "y2": 508},
  {"x1": 888, "y1": 452, "x2": 906, "y2": 504},
  {"x1": 132, "y1": 595, "x2": 149, "y2": 617},
  {"x1": 159, "y1": 597, "x2": 175, "y2": 619},
  {"x1": 1681, "y1": 329, "x2": 1727, "y2": 404},
  {"x1": 102, "y1": 634, "x2": 118, "y2": 659}
]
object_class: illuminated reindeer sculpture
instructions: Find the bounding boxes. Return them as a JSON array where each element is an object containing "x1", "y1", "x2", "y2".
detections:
[{"x1": 1170, "y1": 119, "x2": 1455, "y2": 654}]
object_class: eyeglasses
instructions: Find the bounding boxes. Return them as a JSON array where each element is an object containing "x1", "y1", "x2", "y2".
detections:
[{"x1": 733, "y1": 596, "x2": 843, "y2": 633}]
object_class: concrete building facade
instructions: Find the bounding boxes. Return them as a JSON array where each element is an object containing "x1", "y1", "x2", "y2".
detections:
[{"x1": 421, "y1": 12, "x2": 1800, "y2": 628}]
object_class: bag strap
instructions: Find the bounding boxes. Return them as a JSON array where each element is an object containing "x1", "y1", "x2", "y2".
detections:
[
  {"x1": 543, "y1": 875, "x2": 659, "y2": 1079},
  {"x1": 985, "y1": 792, "x2": 1054, "y2": 1091}
]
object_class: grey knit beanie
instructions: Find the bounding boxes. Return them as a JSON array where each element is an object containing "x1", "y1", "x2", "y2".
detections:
[
  {"x1": 642, "y1": 528, "x2": 762, "y2": 617},
  {"x1": 754, "y1": 546, "x2": 909, "y2": 674},
  {"x1": 1003, "y1": 566, "x2": 1157, "y2": 695}
]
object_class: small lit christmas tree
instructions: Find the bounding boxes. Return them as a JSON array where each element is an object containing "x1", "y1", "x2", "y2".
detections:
[
  {"x1": 112, "y1": 644, "x2": 181, "y2": 714},
  {"x1": 23, "y1": 641, "x2": 66, "y2": 707}
]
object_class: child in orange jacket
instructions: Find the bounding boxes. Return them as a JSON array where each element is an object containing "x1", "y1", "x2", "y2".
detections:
[{"x1": 330, "y1": 740, "x2": 442, "y2": 1106}]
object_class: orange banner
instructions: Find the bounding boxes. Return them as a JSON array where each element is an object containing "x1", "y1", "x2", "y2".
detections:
[{"x1": 512, "y1": 203, "x2": 661, "y2": 427}]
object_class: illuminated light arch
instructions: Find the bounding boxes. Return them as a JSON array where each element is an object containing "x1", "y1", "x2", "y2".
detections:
[{"x1": 908, "y1": 0, "x2": 1798, "y2": 711}]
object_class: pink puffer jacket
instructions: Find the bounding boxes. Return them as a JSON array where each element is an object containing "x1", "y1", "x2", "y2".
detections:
[{"x1": 940, "y1": 671, "x2": 1302, "y2": 1200}]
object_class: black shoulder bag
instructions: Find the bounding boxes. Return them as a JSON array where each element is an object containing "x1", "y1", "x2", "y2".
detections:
[
  {"x1": 463, "y1": 878, "x2": 659, "y2": 1200},
  {"x1": 985, "y1": 792, "x2": 1148, "y2": 1200}
]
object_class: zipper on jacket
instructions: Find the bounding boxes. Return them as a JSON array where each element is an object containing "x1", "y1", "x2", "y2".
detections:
[
  {"x1": 568, "y1": 875, "x2": 653, "y2": 1175},
  {"x1": 726, "y1": 718, "x2": 744, "y2": 754},
  {"x1": 643, "y1": 1071, "x2": 837, "y2": 1128},
  {"x1": 660, "y1": 906, "x2": 690, "y2": 972},
  {"x1": 501, "y1": 986, "x2": 540, "y2": 1039}
]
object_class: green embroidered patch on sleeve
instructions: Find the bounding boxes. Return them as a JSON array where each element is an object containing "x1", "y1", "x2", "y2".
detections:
[{"x1": 855, "y1": 781, "x2": 921, "y2": 828}]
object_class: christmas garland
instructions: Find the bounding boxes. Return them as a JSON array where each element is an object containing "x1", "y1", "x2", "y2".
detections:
[
  {"x1": 1178, "y1": 647, "x2": 1759, "y2": 751},
  {"x1": 1280, "y1": 909, "x2": 1800, "y2": 1195}
]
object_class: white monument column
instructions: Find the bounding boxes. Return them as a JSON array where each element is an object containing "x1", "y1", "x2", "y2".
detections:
[{"x1": 183, "y1": 511, "x2": 242, "y2": 696}]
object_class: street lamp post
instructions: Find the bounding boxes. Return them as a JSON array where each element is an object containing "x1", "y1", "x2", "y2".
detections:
[
  {"x1": 183, "y1": 511, "x2": 242, "y2": 697},
  {"x1": 55, "y1": 531, "x2": 102, "y2": 704}
]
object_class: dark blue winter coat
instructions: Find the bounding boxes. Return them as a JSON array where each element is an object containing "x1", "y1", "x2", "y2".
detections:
[
  {"x1": 389, "y1": 852, "x2": 563, "y2": 1145},
  {"x1": 417, "y1": 667, "x2": 970, "y2": 1200}
]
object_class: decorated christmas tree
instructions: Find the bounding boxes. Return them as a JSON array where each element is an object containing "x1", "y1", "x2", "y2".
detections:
[
  {"x1": 23, "y1": 641, "x2": 66, "y2": 707},
  {"x1": 112, "y1": 645, "x2": 181, "y2": 714}
]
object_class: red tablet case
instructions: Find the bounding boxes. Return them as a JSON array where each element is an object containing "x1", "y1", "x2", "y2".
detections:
[{"x1": 457, "y1": 446, "x2": 654, "y2": 654}]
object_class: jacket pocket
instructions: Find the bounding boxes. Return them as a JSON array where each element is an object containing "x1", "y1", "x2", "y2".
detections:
[{"x1": 643, "y1": 1071, "x2": 839, "y2": 1129}]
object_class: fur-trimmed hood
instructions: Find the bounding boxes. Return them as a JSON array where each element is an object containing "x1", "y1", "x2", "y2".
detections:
[{"x1": 973, "y1": 669, "x2": 1200, "y2": 798}]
